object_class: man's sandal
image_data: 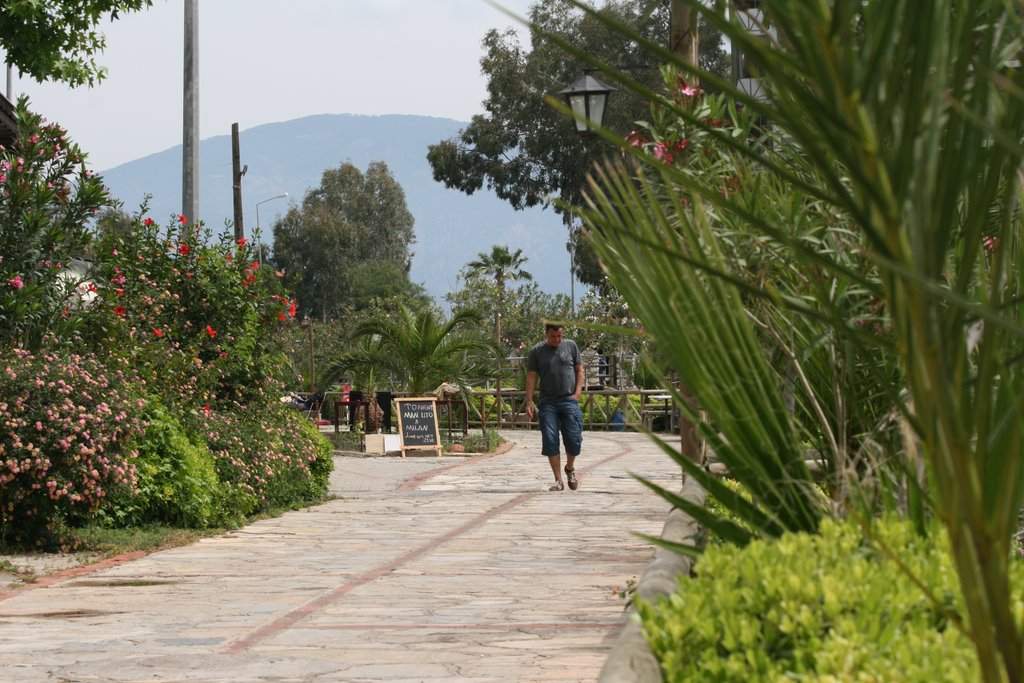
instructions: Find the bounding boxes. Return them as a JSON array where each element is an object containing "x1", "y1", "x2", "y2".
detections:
[
  {"x1": 564, "y1": 466, "x2": 578, "y2": 491},
  {"x1": 549, "y1": 480, "x2": 565, "y2": 491}
]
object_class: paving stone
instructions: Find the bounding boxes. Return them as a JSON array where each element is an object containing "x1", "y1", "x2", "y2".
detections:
[{"x1": 0, "y1": 431, "x2": 683, "y2": 682}]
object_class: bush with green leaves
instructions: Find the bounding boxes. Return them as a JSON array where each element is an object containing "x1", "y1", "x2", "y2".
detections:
[
  {"x1": 639, "y1": 515, "x2": 1023, "y2": 681},
  {"x1": 85, "y1": 209, "x2": 296, "y2": 411},
  {"x1": 95, "y1": 401, "x2": 233, "y2": 529},
  {"x1": 462, "y1": 429, "x2": 501, "y2": 453},
  {"x1": 188, "y1": 405, "x2": 332, "y2": 515}
]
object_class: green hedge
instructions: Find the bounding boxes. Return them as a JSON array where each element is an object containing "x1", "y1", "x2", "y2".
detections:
[{"x1": 639, "y1": 515, "x2": 1024, "y2": 681}]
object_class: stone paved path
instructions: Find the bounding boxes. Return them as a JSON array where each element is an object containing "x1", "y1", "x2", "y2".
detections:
[{"x1": 0, "y1": 431, "x2": 681, "y2": 682}]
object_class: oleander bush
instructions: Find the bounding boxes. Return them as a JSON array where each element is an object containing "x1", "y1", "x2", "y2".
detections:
[{"x1": 639, "y1": 515, "x2": 1024, "y2": 682}]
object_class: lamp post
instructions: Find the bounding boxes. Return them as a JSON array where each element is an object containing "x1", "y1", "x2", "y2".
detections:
[
  {"x1": 255, "y1": 192, "x2": 288, "y2": 265},
  {"x1": 559, "y1": 70, "x2": 616, "y2": 313}
]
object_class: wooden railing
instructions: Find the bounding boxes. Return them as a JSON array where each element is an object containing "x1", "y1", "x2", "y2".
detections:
[
  {"x1": 470, "y1": 388, "x2": 678, "y2": 432},
  {"x1": 325, "y1": 388, "x2": 680, "y2": 435}
]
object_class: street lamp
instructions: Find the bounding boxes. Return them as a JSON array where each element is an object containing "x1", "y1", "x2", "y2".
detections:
[
  {"x1": 558, "y1": 70, "x2": 616, "y2": 313},
  {"x1": 255, "y1": 192, "x2": 288, "y2": 265},
  {"x1": 558, "y1": 71, "x2": 616, "y2": 133}
]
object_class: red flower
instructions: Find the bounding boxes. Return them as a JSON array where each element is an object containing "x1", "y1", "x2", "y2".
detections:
[
  {"x1": 288, "y1": 300, "x2": 297, "y2": 317},
  {"x1": 87, "y1": 282, "x2": 97, "y2": 293},
  {"x1": 206, "y1": 325, "x2": 217, "y2": 338},
  {"x1": 237, "y1": 237, "x2": 247, "y2": 246},
  {"x1": 152, "y1": 327, "x2": 164, "y2": 337},
  {"x1": 115, "y1": 288, "x2": 124, "y2": 296},
  {"x1": 178, "y1": 214, "x2": 188, "y2": 224},
  {"x1": 277, "y1": 311, "x2": 286, "y2": 321},
  {"x1": 143, "y1": 217, "x2": 155, "y2": 226},
  {"x1": 202, "y1": 403, "x2": 211, "y2": 415},
  {"x1": 113, "y1": 305, "x2": 126, "y2": 317},
  {"x1": 177, "y1": 243, "x2": 190, "y2": 255}
]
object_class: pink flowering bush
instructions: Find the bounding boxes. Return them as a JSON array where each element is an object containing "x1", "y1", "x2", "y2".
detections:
[
  {"x1": 0, "y1": 348, "x2": 146, "y2": 546},
  {"x1": 0, "y1": 97, "x2": 110, "y2": 349},
  {"x1": 188, "y1": 404, "x2": 331, "y2": 515}
]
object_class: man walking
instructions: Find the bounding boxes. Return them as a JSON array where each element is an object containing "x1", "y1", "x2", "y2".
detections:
[{"x1": 525, "y1": 324, "x2": 585, "y2": 491}]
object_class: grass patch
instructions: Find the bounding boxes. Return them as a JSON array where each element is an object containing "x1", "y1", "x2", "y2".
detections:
[{"x1": 70, "y1": 525, "x2": 223, "y2": 557}]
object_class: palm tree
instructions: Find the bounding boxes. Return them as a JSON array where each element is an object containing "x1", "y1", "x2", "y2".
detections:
[
  {"x1": 466, "y1": 245, "x2": 533, "y2": 345},
  {"x1": 320, "y1": 305, "x2": 497, "y2": 397}
]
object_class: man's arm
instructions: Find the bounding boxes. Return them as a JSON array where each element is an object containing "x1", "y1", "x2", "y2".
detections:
[
  {"x1": 525, "y1": 370, "x2": 539, "y2": 418},
  {"x1": 573, "y1": 363, "x2": 585, "y2": 402}
]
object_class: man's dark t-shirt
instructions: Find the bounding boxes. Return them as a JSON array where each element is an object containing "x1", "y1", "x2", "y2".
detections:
[{"x1": 527, "y1": 339, "x2": 582, "y2": 405}]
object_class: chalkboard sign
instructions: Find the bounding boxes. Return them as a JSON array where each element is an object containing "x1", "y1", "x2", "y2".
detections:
[{"x1": 395, "y1": 397, "x2": 442, "y2": 457}]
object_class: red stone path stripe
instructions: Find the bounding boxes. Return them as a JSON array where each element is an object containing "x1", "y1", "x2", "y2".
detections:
[
  {"x1": 310, "y1": 621, "x2": 625, "y2": 631},
  {"x1": 223, "y1": 492, "x2": 534, "y2": 654},
  {"x1": 225, "y1": 436, "x2": 634, "y2": 655},
  {"x1": 0, "y1": 550, "x2": 148, "y2": 603}
]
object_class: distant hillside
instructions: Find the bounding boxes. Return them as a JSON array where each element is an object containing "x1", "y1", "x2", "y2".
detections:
[{"x1": 98, "y1": 113, "x2": 572, "y2": 304}]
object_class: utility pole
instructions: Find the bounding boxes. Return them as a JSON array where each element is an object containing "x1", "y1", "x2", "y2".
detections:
[
  {"x1": 231, "y1": 122, "x2": 244, "y2": 241},
  {"x1": 182, "y1": 0, "x2": 199, "y2": 222}
]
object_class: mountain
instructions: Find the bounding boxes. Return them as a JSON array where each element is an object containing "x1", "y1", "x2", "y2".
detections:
[{"x1": 98, "y1": 113, "x2": 573, "y2": 305}]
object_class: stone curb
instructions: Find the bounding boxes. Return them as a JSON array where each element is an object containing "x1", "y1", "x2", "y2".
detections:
[{"x1": 598, "y1": 474, "x2": 706, "y2": 683}]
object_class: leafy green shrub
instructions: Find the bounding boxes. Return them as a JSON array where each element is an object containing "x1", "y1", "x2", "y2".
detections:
[
  {"x1": 0, "y1": 349, "x2": 146, "y2": 546},
  {"x1": 188, "y1": 405, "x2": 331, "y2": 515},
  {"x1": 639, "y1": 515, "x2": 1024, "y2": 681},
  {"x1": 96, "y1": 401, "x2": 232, "y2": 529},
  {"x1": 462, "y1": 429, "x2": 501, "y2": 453}
]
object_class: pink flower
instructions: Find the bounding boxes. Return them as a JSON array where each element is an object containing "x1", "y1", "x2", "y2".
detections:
[
  {"x1": 7, "y1": 275, "x2": 24, "y2": 289},
  {"x1": 653, "y1": 142, "x2": 674, "y2": 164}
]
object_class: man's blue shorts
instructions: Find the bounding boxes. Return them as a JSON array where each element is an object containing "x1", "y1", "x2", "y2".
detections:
[{"x1": 538, "y1": 398, "x2": 583, "y2": 457}]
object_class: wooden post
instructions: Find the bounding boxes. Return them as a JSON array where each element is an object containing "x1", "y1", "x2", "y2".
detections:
[{"x1": 231, "y1": 122, "x2": 244, "y2": 241}]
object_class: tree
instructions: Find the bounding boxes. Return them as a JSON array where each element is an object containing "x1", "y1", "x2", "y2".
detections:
[
  {"x1": 466, "y1": 244, "x2": 533, "y2": 343},
  {"x1": 271, "y1": 161, "x2": 416, "y2": 319},
  {"x1": 320, "y1": 305, "x2": 497, "y2": 396},
  {"x1": 582, "y1": 1, "x2": 1024, "y2": 679},
  {"x1": 0, "y1": 1, "x2": 153, "y2": 87},
  {"x1": 426, "y1": 0, "x2": 727, "y2": 287}
]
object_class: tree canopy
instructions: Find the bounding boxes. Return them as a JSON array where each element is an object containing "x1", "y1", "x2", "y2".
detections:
[
  {"x1": 0, "y1": 1, "x2": 153, "y2": 87},
  {"x1": 467, "y1": 244, "x2": 533, "y2": 343},
  {"x1": 426, "y1": 0, "x2": 727, "y2": 287},
  {"x1": 271, "y1": 161, "x2": 417, "y2": 319}
]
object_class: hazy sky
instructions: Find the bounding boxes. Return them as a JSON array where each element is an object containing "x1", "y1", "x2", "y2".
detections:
[{"x1": 10, "y1": 0, "x2": 535, "y2": 170}]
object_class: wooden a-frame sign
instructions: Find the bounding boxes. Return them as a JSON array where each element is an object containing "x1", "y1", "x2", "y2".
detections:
[{"x1": 395, "y1": 397, "x2": 442, "y2": 457}]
